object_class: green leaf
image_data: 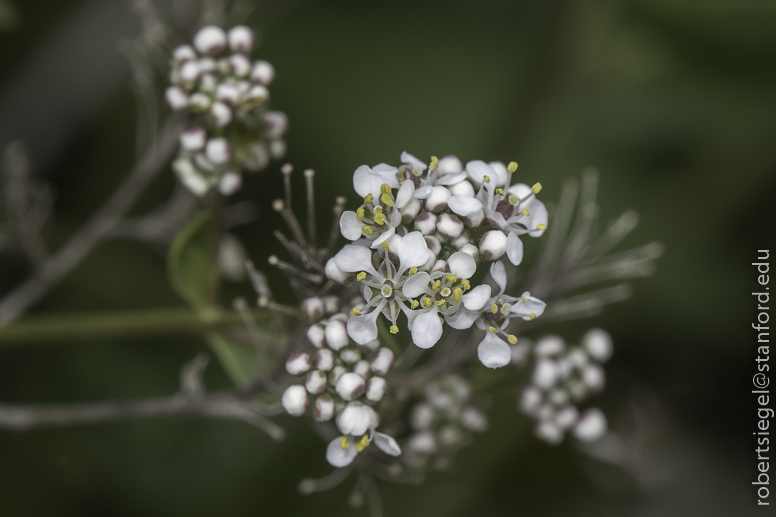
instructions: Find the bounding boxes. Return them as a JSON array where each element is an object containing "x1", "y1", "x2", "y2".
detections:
[{"x1": 167, "y1": 210, "x2": 211, "y2": 310}]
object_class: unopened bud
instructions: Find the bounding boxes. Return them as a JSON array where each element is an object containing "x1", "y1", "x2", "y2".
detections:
[
  {"x1": 582, "y1": 328, "x2": 613, "y2": 362},
  {"x1": 370, "y1": 348, "x2": 395, "y2": 375},
  {"x1": 194, "y1": 26, "x2": 228, "y2": 56},
  {"x1": 305, "y1": 370, "x2": 327, "y2": 394},
  {"x1": 306, "y1": 324, "x2": 325, "y2": 348},
  {"x1": 165, "y1": 87, "x2": 189, "y2": 110},
  {"x1": 285, "y1": 353, "x2": 312, "y2": 376},
  {"x1": 479, "y1": 230, "x2": 507, "y2": 261},
  {"x1": 315, "y1": 349, "x2": 335, "y2": 371},
  {"x1": 313, "y1": 395, "x2": 335, "y2": 422},
  {"x1": 251, "y1": 60, "x2": 276, "y2": 85},
  {"x1": 424, "y1": 186, "x2": 451, "y2": 213},
  {"x1": 365, "y1": 376, "x2": 387, "y2": 402},
  {"x1": 281, "y1": 384, "x2": 308, "y2": 416},
  {"x1": 228, "y1": 25, "x2": 254, "y2": 54},
  {"x1": 205, "y1": 138, "x2": 230, "y2": 164},
  {"x1": 336, "y1": 372, "x2": 366, "y2": 401},
  {"x1": 415, "y1": 212, "x2": 437, "y2": 235},
  {"x1": 324, "y1": 320, "x2": 349, "y2": 350},
  {"x1": 179, "y1": 128, "x2": 206, "y2": 151},
  {"x1": 302, "y1": 297, "x2": 325, "y2": 322},
  {"x1": 436, "y1": 213, "x2": 464, "y2": 239}
]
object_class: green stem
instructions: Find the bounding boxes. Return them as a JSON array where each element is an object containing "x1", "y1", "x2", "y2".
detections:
[
  {"x1": 0, "y1": 307, "x2": 282, "y2": 347},
  {"x1": 206, "y1": 193, "x2": 225, "y2": 308}
]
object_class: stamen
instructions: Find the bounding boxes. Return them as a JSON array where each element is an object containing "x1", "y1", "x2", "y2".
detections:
[
  {"x1": 529, "y1": 313, "x2": 537, "y2": 319},
  {"x1": 380, "y1": 193, "x2": 393, "y2": 207},
  {"x1": 411, "y1": 300, "x2": 419, "y2": 309},
  {"x1": 408, "y1": 267, "x2": 418, "y2": 275},
  {"x1": 357, "y1": 272, "x2": 367, "y2": 281},
  {"x1": 488, "y1": 326, "x2": 497, "y2": 333},
  {"x1": 364, "y1": 193, "x2": 374, "y2": 204},
  {"x1": 423, "y1": 296, "x2": 433, "y2": 308},
  {"x1": 304, "y1": 169, "x2": 316, "y2": 248},
  {"x1": 362, "y1": 225, "x2": 374, "y2": 235},
  {"x1": 356, "y1": 207, "x2": 365, "y2": 219},
  {"x1": 531, "y1": 182, "x2": 542, "y2": 194},
  {"x1": 431, "y1": 280, "x2": 441, "y2": 290},
  {"x1": 373, "y1": 212, "x2": 386, "y2": 225},
  {"x1": 483, "y1": 175, "x2": 490, "y2": 183},
  {"x1": 445, "y1": 274, "x2": 457, "y2": 283},
  {"x1": 389, "y1": 325, "x2": 399, "y2": 334},
  {"x1": 492, "y1": 304, "x2": 499, "y2": 314},
  {"x1": 460, "y1": 279, "x2": 471, "y2": 290},
  {"x1": 380, "y1": 184, "x2": 392, "y2": 195},
  {"x1": 508, "y1": 161, "x2": 518, "y2": 173},
  {"x1": 508, "y1": 335, "x2": 518, "y2": 344},
  {"x1": 340, "y1": 436, "x2": 350, "y2": 449},
  {"x1": 453, "y1": 288, "x2": 462, "y2": 302},
  {"x1": 352, "y1": 308, "x2": 362, "y2": 316},
  {"x1": 281, "y1": 163, "x2": 293, "y2": 209},
  {"x1": 381, "y1": 241, "x2": 390, "y2": 251},
  {"x1": 537, "y1": 224, "x2": 547, "y2": 230},
  {"x1": 522, "y1": 209, "x2": 530, "y2": 216},
  {"x1": 430, "y1": 156, "x2": 439, "y2": 170},
  {"x1": 495, "y1": 188, "x2": 504, "y2": 196},
  {"x1": 436, "y1": 299, "x2": 446, "y2": 307}
]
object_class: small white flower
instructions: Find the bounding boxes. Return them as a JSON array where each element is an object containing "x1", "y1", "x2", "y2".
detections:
[{"x1": 194, "y1": 26, "x2": 228, "y2": 56}]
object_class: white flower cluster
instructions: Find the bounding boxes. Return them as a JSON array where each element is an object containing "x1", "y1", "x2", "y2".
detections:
[
  {"x1": 329, "y1": 153, "x2": 548, "y2": 368},
  {"x1": 166, "y1": 25, "x2": 287, "y2": 196},
  {"x1": 518, "y1": 329, "x2": 613, "y2": 444},
  {"x1": 402, "y1": 375, "x2": 488, "y2": 470},
  {"x1": 280, "y1": 297, "x2": 400, "y2": 468}
]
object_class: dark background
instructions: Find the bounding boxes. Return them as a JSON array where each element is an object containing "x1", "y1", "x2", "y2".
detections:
[{"x1": 1, "y1": 0, "x2": 775, "y2": 515}]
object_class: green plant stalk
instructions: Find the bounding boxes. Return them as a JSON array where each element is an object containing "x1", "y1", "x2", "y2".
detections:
[
  {"x1": 0, "y1": 307, "x2": 283, "y2": 346},
  {"x1": 206, "y1": 192, "x2": 225, "y2": 308}
]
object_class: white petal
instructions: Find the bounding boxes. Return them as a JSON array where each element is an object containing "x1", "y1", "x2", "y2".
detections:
[
  {"x1": 347, "y1": 304, "x2": 383, "y2": 344},
  {"x1": 511, "y1": 294, "x2": 546, "y2": 320},
  {"x1": 370, "y1": 226, "x2": 395, "y2": 249},
  {"x1": 444, "y1": 307, "x2": 479, "y2": 330},
  {"x1": 447, "y1": 251, "x2": 476, "y2": 279},
  {"x1": 411, "y1": 309, "x2": 443, "y2": 349},
  {"x1": 339, "y1": 211, "x2": 363, "y2": 241},
  {"x1": 448, "y1": 196, "x2": 483, "y2": 217},
  {"x1": 435, "y1": 172, "x2": 468, "y2": 185},
  {"x1": 402, "y1": 272, "x2": 431, "y2": 299},
  {"x1": 373, "y1": 432, "x2": 401, "y2": 457},
  {"x1": 326, "y1": 437, "x2": 358, "y2": 467},
  {"x1": 490, "y1": 261, "x2": 507, "y2": 293},
  {"x1": 400, "y1": 151, "x2": 427, "y2": 172},
  {"x1": 413, "y1": 185, "x2": 432, "y2": 199},
  {"x1": 462, "y1": 284, "x2": 492, "y2": 311},
  {"x1": 334, "y1": 245, "x2": 378, "y2": 276},
  {"x1": 465, "y1": 160, "x2": 496, "y2": 185},
  {"x1": 353, "y1": 165, "x2": 384, "y2": 199},
  {"x1": 506, "y1": 231, "x2": 524, "y2": 266},
  {"x1": 397, "y1": 232, "x2": 431, "y2": 275},
  {"x1": 395, "y1": 180, "x2": 415, "y2": 208},
  {"x1": 477, "y1": 333, "x2": 511, "y2": 368}
]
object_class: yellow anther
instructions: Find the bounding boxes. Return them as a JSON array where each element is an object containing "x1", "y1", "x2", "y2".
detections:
[
  {"x1": 340, "y1": 436, "x2": 350, "y2": 449},
  {"x1": 492, "y1": 304, "x2": 499, "y2": 314},
  {"x1": 409, "y1": 267, "x2": 418, "y2": 275},
  {"x1": 423, "y1": 296, "x2": 433, "y2": 308},
  {"x1": 411, "y1": 300, "x2": 419, "y2": 309},
  {"x1": 445, "y1": 274, "x2": 458, "y2": 283},
  {"x1": 453, "y1": 287, "x2": 463, "y2": 302},
  {"x1": 381, "y1": 241, "x2": 390, "y2": 251},
  {"x1": 390, "y1": 325, "x2": 399, "y2": 334},
  {"x1": 364, "y1": 193, "x2": 374, "y2": 204},
  {"x1": 380, "y1": 193, "x2": 394, "y2": 207},
  {"x1": 521, "y1": 295, "x2": 527, "y2": 301},
  {"x1": 488, "y1": 326, "x2": 497, "y2": 333},
  {"x1": 380, "y1": 184, "x2": 392, "y2": 195},
  {"x1": 352, "y1": 308, "x2": 362, "y2": 316},
  {"x1": 436, "y1": 299, "x2": 446, "y2": 307},
  {"x1": 431, "y1": 280, "x2": 441, "y2": 291},
  {"x1": 361, "y1": 225, "x2": 373, "y2": 235},
  {"x1": 531, "y1": 182, "x2": 542, "y2": 194},
  {"x1": 508, "y1": 334, "x2": 518, "y2": 344},
  {"x1": 430, "y1": 156, "x2": 439, "y2": 170},
  {"x1": 483, "y1": 175, "x2": 491, "y2": 183},
  {"x1": 507, "y1": 161, "x2": 518, "y2": 173},
  {"x1": 522, "y1": 209, "x2": 530, "y2": 216},
  {"x1": 355, "y1": 434, "x2": 370, "y2": 452},
  {"x1": 373, "y1": 212, "x2": 386, "y2": 226},
  {"x1": 509, "y1": 195, "x2": 518, "y2": 206},
  {"x1": 357, "y1": 272, "x2": 367, "y2": 281},
  {"x1": 529, "y1": 313, "x2": 537, "y2": 320},
  {"x1": 356, "y1": 207, "x2": 365, "y2": 219},
  {"x1": 495, "y1": 188, "x2": 504, "y2": 196},
  {"x1": 537, "y1": 224, "x2": 547, "y2": 230},
  {"x1": 460, "y1": 279, "x2": 471, "y2": 290}
]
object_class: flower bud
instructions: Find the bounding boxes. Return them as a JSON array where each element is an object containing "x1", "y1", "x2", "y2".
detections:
[
  {"x1": 307, "y1": 323, "x2": 325, "y2": 348},
  {"x1": 329, "y1": 365, "x2": 346, "y2": 385},
  {"x1": 313, "y1": 394, "x2": 335, "y2": 422},
  {"x1": 548, "y1": 389, "x2": 569, "y2": 406},
  {"x1": 205, "y1": 138, "x2": 230, "y2": 165},
  {"x1": 520, "y1": 387, "x2": 542, "y2": 415},
  {"x1": 370, "y1": 348, "x2": 394, "y2": 375},
  {"x1": 448, "y1": 180, "x2": 475, "y2": 197},
  {"x1": 269, "y1": 140, "x2": 286, "y2": 159},
  {"x1": 459, "y1": 243, "x2": 479, "y2": 262},
  {"x1": 218, "y1": 171, "x2": 241, "y2": 195},
  {"x1": 244, "y1": 85, "x2": 269, "y2": 107},
  {"x1": 325, "y1": 257, "x2": 348, "y2": 283},
  {"x1": 340, "y1": 347, "x2": 361, "y2": 365},
  {"x1": 431, "y1": 259, "x2": 447, "y2": 274},
  {"x1": 194, "y1": 26, "x2": 227, "y2": 56},
  {"x1": 188, "y1": 92, "x2": 211, "y2": 111},
  {"x1": 353, "y1": 359, "x2": 371, "y2": 378},
  {"x1": 315, "y1": 349, "x2": 335, "y2": 371},
  {"x1": 479, "y1": 230, "x2": 507, "y2": 261},
  {"x1": 209, "y1": 101, "x2": 232, "y2": 127},
  {"x1": 179, "y1": 128, "x2": 206, "y2": 151},
  {"x1": 437, "y1": 155, "x2": 462, "y2": 175},
  {"x1": 215, "y1": 83, "x2": 239, "y2": 104},
  {"x1": 461, "y1": 208, "x2": 484, "y2": 228},
  {"x1": 302, "y1": 297, "x2": 325, "y2": 322},
  {"x1": 414, "y1": 212, "x2": 436, "y2": 235},
  {"x1": 325, "y1": 320, "x2": 349, "y2": 351},
  {"x1": 229, "y1": 54, "x2": 251, "y2": 77},
  {"x1": 488, "y1": 161, "x2": 509, "y2": 187},
  {"x1": 358, "y1": 339, "x2": 381, "y2": 354},
  {"x1": 173, "y1": 159, "x2": 209, "y2": 196},
  {"x1": 281, "y1": 384, "x2": 308, "y2": 416},
  {"x1": 410, "y1": 403, "x2": 435, "y2": 430},
  {"x1": 365, "y1": 376, "x2": 387, "y2": 402},
  {"x1": 228, "y1": 26, "x2": 254, "y2": 54},
  {"x1": 555, "y1": 405, "x2": 579, "y2": 429},
  {"x1": 400, "y1": 198, "x2": 422, "y2": 223},
  {"x1": 582, "y1": 328, "x2": 613, "y2": 362},
  {"x1": 535, "y1": 335, "x2": 565, "y2": 357},
  {"x1": 285, "y1": 353, "x2": 312, "y2": 375},
  {"x1": 165, "y1": 87, "x2": 189, "y2": 110},
  {"x1": 582, "y1": 364, "x2": 605, "y2": 391},
  {"x1": 436, "y1": 213, "x2": 464, "y2": 239},
  {"x1": 568, "y1": 380, "x2": 587, "y2": 401},
  {"x1": 535, "y1": 421, "x2": 563, "y2": 444},
  {"x1": 305, "y1": 370, "x2": 327, "y2": 394},
  {"x1": 263, "y1": 111, "x2": 287, "y2": 138},
  {"x1": 173, "y1": 45, "x2": 197, "y2": 62},
  {"x1": 337, "y1": 402, "x2": 372, "y2": 436},
  {"x1": 251, "y1": 60, "x2": 275, "y2": 84},
  {"x1": 461, "y1": 406, "x2": 488, "y2": 432},
  {"x1": 322, "y1": 296, "x2": 340, "y2": 315},
  {"x1": 199, "y1": 58, "x2": 217, "y2": 74},
  {"x1": 179, "y1": 61, "x2": 201, "y2": 86},
  {"x1": 424, "y1": 186, "x2": 451, "y2": 213},
  {"x1": 335, "y1": 372, "x2": 366, "y2": 401},
  {"x1": 532, "y1": 359, "x2": 559, "y2": 389},
  {"x1": 572, "y1": 408, "x2": 607, "y2": 442},
  {"x1": 407, "y1": 431, "x2": 438, "y2": 454}
]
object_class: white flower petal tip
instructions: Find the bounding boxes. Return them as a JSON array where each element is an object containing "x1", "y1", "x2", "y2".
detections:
[
  {"x1": 446, "y1": 252, "x2": 476, "y2": 279},
  {"x1": 462, "y1": 284, "x2": 491, "y2": 311},
  {"x1": 374, "y1": 432, "x2": 402, "y2": 457},
  {"x1": 339, "y1": 211, "x2": 363, "y2": 241},
  {"x1": 506, "y1": 232, "x2": 524, "y2": 266},
  {"x1": 411, "y1": 310, "x2": 443, "y2": 349},
  {"x1": 477, "y1": 334, "x2": 511, "y2": 368},
  {"x1": 326, "y1": 437, "x2": 358, "y2": 467},
  {"x1": 448, "y1": 196, "x2": 483, "y2": 217}
]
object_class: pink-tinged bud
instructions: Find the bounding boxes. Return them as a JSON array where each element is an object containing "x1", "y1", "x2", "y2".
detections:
[
  {"x1": 306, "y1": 324, "x2": 325, "y2": 348},
  {"x1": 479, "y1": 230, "x2": 507, "y2": 261},
  {"x1": 302, "y1": 297, "x2": 325, "y2": 322},
  {"x1": 436, "y1": 213, "x2": 464, "y2": 239},
  {"x1": 322, "y1": 296, "x2": 339, "y2": 315},
  {"x1": 285, "y1": 353, "x2": 312, "y2": 376},
  {"x1": 215, "y1": 83, "x2": 240, "y2": 104},
  {"x1": 194, "y1": 26, "x2": 228, "y2": 56},
  {"x1": 461, "y1": 208, "x2": 484, "y2": 228},
  {"x1": 415, "y1": 212, "x2": 437, "y2": 235},
  {"x1": 582, "y1": 328, "x2": 613, "y2": 362},
  {"x1": 198, "y1": 58, "x2": 217, "y2": 74},
  {"x1": 451, "y1": 233, "x2": 469, "y2": 249},
  {"x1": 209, "y1": 101, "x2": 232, "y2": 127},
  {"x1": 572, "y1": 408, "x2": 607, "y2": 442},
  {"x1": 437, "y1": 155, "x2": 463, "y2": 175},
  {"x1": 179, "y1": 61, "x2": 201, "y2": 85},
  {"x1": 199, "y1": 73, "x2": 217, "y2": 92},
  {"x1": 329, "y1": 365, "x2": 346, "y2": 385},
  {"x1": 173, "y1": 159, "x2": 209, "y2": 197},
  {"x1": 244, "y1": 142, "x2": 269, "y2": 172},
  {"x1": 244, "y1": 84, "x2": 269, "y2": 107},
  {"x1": 431, "y1": 259, "x2": 446, "y2": 274},
  {"x1": 358, "y1": 339, "x2": 380, "y2": 354},
  {"x1": 188, "y1": 93, "x2": 211, "y2": 111},
  {"x1": 229, "y1": 54, "x2": 251, "y2": 77},
  {"x1": 205, "y1": 138, "x2": 230, "y2": 165},
  {"x1": 228, "y1": 26, "x2": 254, "y2": 54},
  {"x1": 251, "y1": 60, "x2": 275, "y2": 84},
  {"x1": 447, "y1": 180, "x2": 475, "y2": 197},
  {"x1": 339, "y1": 348, "x2": 361, "y2": 365},
  {"x1": 582, "y1": 364, "x2": 605, "y2": 391},
  {"x1": 315, "y1": 349, "x2": 335, "y2": 371},
  {"x1": 324, "y1": 320, "x2": 349, "y2": 350},
  {"x1": 313, "y1": 395, "x2": 334, "y2": 422},
  {"x1": 179, "y1": 128, "x2": 206, "y2": 151},
  {"x1": 365, "y1": 376, "x2": 387, "y2": 402},
  {"x1": 263, "y1": 111, "x2": 288, "y2": 139},
  {"x1": 218, "y1": 172, "x2": 241, "y2": 195},
  {"x1": 532, "y1": 359, "x2": 559, "y2": 389},
  {"x1": 400, "y1": 198, "x2": 422, "y2": 224},
  {"x1": 165, "y1": 87, "x2": 189, "y2": 110},
  {"x1": 173, "y1": 45, "x2": 197, "y2": 62},
  {"x1": 281, "y1": 384, "x2": 308, "y2": 416},
  {"x1": 353, "y1": 360, "x2": 370, "y2": 378},
  {"x1": 535, "y1": 421, "x2": 563, "y2": 444},
  {"x1": 424, "y1": 186, "x2": 451, "y2": 213},
  {"x1": 370, "y1": 348, "x2": 394, "y2": 375},
  {"x1": 305, "y1": 370, "x2": 327, "y2": 394},
  {"x1": 459, "y1": 243, "x2": 479, "y2": 262},
  {"x1": 535, "y1": 335, "x2": 565, "y2": 357},
  {"x1": 424, "y1": 235, "x2": 442, "y2": 256},
  {"x1": 555, "y1": 405, "x2": 579, "y2": 429},
  {"x1": 335, "y1": 372, "x2": 366, "y2": 401},
  {"x1": 324, "y1": 257, "x2": 348, "y2": 284}
]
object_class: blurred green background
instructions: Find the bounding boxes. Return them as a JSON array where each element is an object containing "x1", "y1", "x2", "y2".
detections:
[{"x1": 1, "y1": 0, "x2": 775, "y2": 515}]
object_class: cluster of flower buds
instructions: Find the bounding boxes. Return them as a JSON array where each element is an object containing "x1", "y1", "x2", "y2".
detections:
[
  {"x1": 281, "y1": 296, "x2": 400, "y2": 467},
  {"x1": 328, "y1": 153, "x2": 548, "y2": 369},
  {"x1": 166, "y1": 25, "x2": 287, "y2": 196},
  {"x1": 518, "y1": 329, "x2": 612, "y2": 444},
  {"x1": 401, "y1": 375, "x2": 488, "y2": 470}
]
